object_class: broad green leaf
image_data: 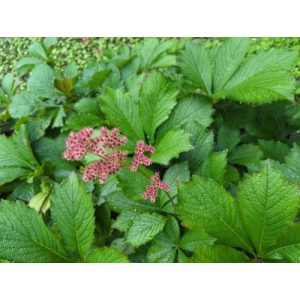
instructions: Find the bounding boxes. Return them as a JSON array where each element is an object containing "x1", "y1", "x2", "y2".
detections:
[
  {"x1": 43, "y1": 37, "x2": 58, "y2": 50},
  {"x1": 85, "y1": 247, "x2": 129, "y2": 263},
  {"x1": 9, "y1": 91, "x2": 44, "y2": 118},
  {"x1": 26, "y1": 112, "x2": 53, "y2": 142},
  {"x1": 51, "y1": 175, "x2": 95, "y2": 261},
  {"x1": 0, "y1": 167, "x2": 29, "y2": 185},
  {"x1": 216, "y1": 49, "x2": 297, "y2": 103},
  {"x1": 64, "y1": 113, "x2": 101, "y2": 131},
  {"x1": 179, "y1": 42, "x2": 212, "y2": 94},
  {"x1": 213, "y1": 38, "x2": 251, "y2": 92},
  {"x1": 179, "y1": 229, "x2": 216, "y2": 252},
  {"x1": 265, "y1": 224, "x2": 300, "y2": 262},
  {"x1": 28, "y1": 42, "x2": 48, "y2": 60},
  {"x1": 27, "y1": 63, "x2": 57, "y2": 97},
  {"x1": 190, "y1": 245, "x2": 250, "y2": 263},
  {"x1": 125, "y1": 212, "x2": 167, "y2": 247},
  {"x1": 147, "y1": 216, "x2": 180, "y2": 263},
  {"x1": 177, "y1": 176, "x2": 252, "y2": 252},
  {"x1": 0, "y1": 201, "x2": 69, "y2": 263},
  {"x1": 139, "y1": 72, "x2": 178, "y2": 142},
  {"x1": 258, "y1": 139, "x2": 290, "y2": 162},
  {"x1": 237, "y1": 163, "x2": 300, "y2": 255},
  {"x1": 151, "y1": 128, "x2": 192, "y2": 165},
  {"x1": 74, "y1": 97, "x2": 102, "y2": 115},
  {"x1": 112, "y1": 210, "x2": 139, "y2": 233},
  {"x1": 137, "y1": 38, "x2": 176, "y2": 71},
  {"x1": 100, "y1": 88, "x2": 144, "y2": 141},
  {"x1": 283, "y1": 144, "x2": 300, "y2": 181},
  {"x1": 198, "y1": 151, "x2": 227, "y2": 184},
  {"x1": 228, "y1": 144, "x2": 263, "y2": 165},
  {"x1": 157, "y1": 95, "x2": 213, "y2": 139}
]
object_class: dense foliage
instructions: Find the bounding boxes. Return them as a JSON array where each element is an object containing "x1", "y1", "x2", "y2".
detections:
[{"x1": 1, "y1": 37, "x2": 300, "y2": 263}]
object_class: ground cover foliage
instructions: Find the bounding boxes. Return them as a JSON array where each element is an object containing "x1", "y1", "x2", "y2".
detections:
[{"x1": 1, "y1": 37, "x2": 300, "y2": 263}]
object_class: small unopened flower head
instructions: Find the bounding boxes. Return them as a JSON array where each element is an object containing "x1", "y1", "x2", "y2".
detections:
[
  {"x1": 143, "y1": 172, "x2": 169, "y2": 202},
  {"x1": 131, "y1": 140, "x2": 155, "y2": 171},
  {"x1": 63, "y1": 127, "x2": 94, "y2": 161}
]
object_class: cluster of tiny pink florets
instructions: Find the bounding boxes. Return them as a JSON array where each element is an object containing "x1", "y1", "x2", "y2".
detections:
[
  {"x1": 143, "y1": 172, "x2": 170, "y2": 202},
  {"x1": 63, "y1": 127, "x2": 169, "y2": 201}
]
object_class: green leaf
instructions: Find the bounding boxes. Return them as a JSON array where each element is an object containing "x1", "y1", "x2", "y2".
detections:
[
  {"x1": 27, "y1": 63, "x2": 56, "y2": 97},
  {"x1": 181, "y1": 123, "x2": 214, "y2": 172},
  {"x1": 74, "y1": 97, "x2": 102, "y2": 115},
  {"x1": 228, "y1": 144, "x2": 263, "y2": 165},
  {"x1": 100, "y1": 88, "x2": 144, "y2": 141},
  {"x1": 28, "y1": 42, "x2": 48, "y2": 61},
  {"x1": 147, "y1": 216, "x2": 180, "y2": 263},
  {"x1": 179, "y1": 229, "x2": 216, "y2": 252},
  {"x1": 198, "y1": 151, "x2": 227, "y2": 184},
  {"x1": 157, "y1": 95, "x2": 213, "y2": 139},
  {"x1": 258, "y1": 139, "x2": 290, "y2": 162},
  {"x1": 151, "y1": 128, "x2": 193, "y2": 165},
  {"x1": 213, "y1": 38, "x2": 251, "y2": 92},
  {"x1": 26, "y1": 112, "x2": 53, "y2": 142},
  {"x1": 217, "y1": 124, "x2": 240, "y2": 152},
  {"x1": 9, "y1": 91, "x2": 44, "y2": 118},
  {"x1": 112, "y1": 211, "x2": 139, "y2": 233},
  {"x1": 125, "y1": 212, "x2": 167, "y2": 247},
  {"x1": 85, "y1": 247, "x2": 129, "y2": 263},
  {"x1": 265, "y1": 224, "x2": 300, "y2": 262},
  {"x1": 0, "y1": 201, "x2": 69, "y2": 263},
  {"x1": 64, "y1": 113, "x2": 101, "y2": 131},
  {"x1": 283, "y1": 144, "x2": 300, "y2": 181},
  {"x1": 177, "y1": 176, "x2": 252, "y2": 252},
  {"x1": 190, "y1": 245, "x2": 250, "y2": 263},
  {"x1": 51, "y1": 174, "x2": 95, "y2": 261},
  {"x1": 237, "y1": 163, "x2": 300, "y2": 255},
  {"x1": 179, "y1": 42, "x2": 212, "y2": 94},
  {"x1": 42, "y1": 37, "x2": 57, "y2": 50},
  {"x1": 137, "y1": 38, "x2": 176, "y2": 71},
  {"x1": 215, "y1": 49, "x2": 297, "y2": 103},
  {"x1": 139, "y1": 72, "x2": 178, "y2": 142}
]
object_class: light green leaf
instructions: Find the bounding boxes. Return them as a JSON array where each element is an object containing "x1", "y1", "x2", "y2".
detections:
[
  {"x1": 100, "y1": 88, "x2": 144, "y2": 141},
  {"x1": 179, "y1": 42, "x2": 212, "y2": 94},
  {"x1": 237, "y1": 163, "x2": 300, "y2": 255},
  {"x1": 198, "y1": 151, "x2": 227, "y2": 185},
  {"x1": 216, "y1": 49, "x2": 297, "y2": 103},
  {"x1": 190, "y1": 245, "x2": 250, "y2": 263},
  {"x1": 9, "y1": 91, "x2": 44, "y2": 118},
  {"x1": 51, "y1": 174, "x2": 95, "y2": 261},
  {"x1": 228, "y1": 144, "x2": 263, "y2": 165},
  {"x1": 125, "y1": 212, "x2": 167, "y2": 247},
  {"x1": 85, "y1": 247, "x2": 129, "y2": 263},
  {"x1": 157, "y1": 95, "x2": 213, "y2": 139},
  {"x1": 0, "y1": 201, "x2": 69, "y2": 263},
  {"x1": 179, "y1": 229, "x2": 216, "y2": 252},
  {"x1": 265, "y1": 224, "x2": 300, "y2": 262},
  {"x1": 28, "y1": 42, "x2": 48, "y2": 60},
  {"x1": 112, "y1": 211, "x2": 139, "y2": 233},
  {"x1": 283, "y1": 144, "x2": 300, "y2": 181},
  {"x1": 213, "y1": 38, "x2": 251, "y2": 92},
  {"x1": 139, "y1": 72, "x2": 178, "y2": 142},
  {"x1": 147, "y1": 217, "x2": 180, "y2": 263},
  {"x1": 27, "y1": 63, "x2": 56, "y2": 97},
  {"x1": 177, "y1": 176, "x2": 252, "y2": 252},
  {"x1": 151, "y1": 128, "x2": 193, "y2": 165},
  {"x1": 64, "y1": 113, "x2": 101, "y2": 131}
]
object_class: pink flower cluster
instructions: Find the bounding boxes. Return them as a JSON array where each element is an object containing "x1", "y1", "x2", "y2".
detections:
[
  {"x1": 143, "y1": 173, "x2": 170, "y2": 202},
  {"x1": 131, "y1": 140, "x2": 155, "y2": 171},
  {"x1": 63, "y1": 127, "x2": 169, "y2": 202}
]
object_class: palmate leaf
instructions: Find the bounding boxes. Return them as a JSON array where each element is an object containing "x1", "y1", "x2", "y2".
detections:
[
  {"x1": 265, "y1": 224, "x2": 300, "y2": 262},
  {"x1": 213, "y1": 38, "x2": 252, "y2": 92},
  {"x1": 139, "y1": 72, "x2": 178, "y2": 143},
  {"x1": 85, "y1": 247, "x2": 129, "y2": 263},
  {"x1": 151, "y1": 128, "x2": 193, "y2": 165},
  {"x1": 177, "y1": 176, "x2": 252, "y2": 253},
  {"x1": 125, "y1": 212, "x2": 167, "y2": 248},
  {"x1": 51, "y1": 174, "x2": 95, "y2": 261},
  {"x1": 100, "y1": 88, "x2": 144, "y2": 142},
  {"x1": 156, "y1": 95, "x2": 214, "y2": 140},
  {"x1": 190, "y1": 245, "x2": 250, "y2": 263},
  {"x1": 178, "y1": 42, "x2": 212, "y2": 94},
  {"x1": 237, "y1": 162, "x2": 300, "y2": 256},
  {"x1": 215, "y1": 48, "x2": 297, "y2": 103},
  {"x1": 0, "y1": 201, "x2": 69, "y2": 263}
]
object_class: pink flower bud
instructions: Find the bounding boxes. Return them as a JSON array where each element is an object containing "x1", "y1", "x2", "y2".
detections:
[{"x1": 131, "y1": 140, "x2": 155, "y2": 171}]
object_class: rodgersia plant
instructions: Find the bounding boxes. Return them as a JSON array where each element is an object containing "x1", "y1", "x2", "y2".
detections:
[{"x1": 63, "y1": 127, "x2": 170, "y2": 202}]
